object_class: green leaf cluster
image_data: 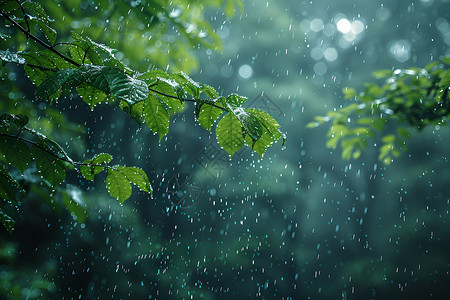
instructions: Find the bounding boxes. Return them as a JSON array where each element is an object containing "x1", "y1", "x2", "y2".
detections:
[
  {"x1": 0, "y1": 113, "x2": 151, "y2": 231},
  {"x1": 0, "y1": 1, "x2": 283, "y2": 232},
  {"x1": 81, "y1": 154, "x2": 152, "y2": 204},
  {"x1": 308, "y1": 56, "x2": 450, "y2": 164},
  {"x1": 0, "y1": 2, "x2": 284, "y2": 157}
]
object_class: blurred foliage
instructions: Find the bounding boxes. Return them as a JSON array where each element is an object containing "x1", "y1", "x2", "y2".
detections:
[
  {"x1": 1, "y1": 0, "x2": 243, "y2": 73},
  {"x1": 308, "y1": 56, "x2": 450, "y2": 164},
  {"x1": 0, "y1": 242, "x2": 56, "y2": 299}
]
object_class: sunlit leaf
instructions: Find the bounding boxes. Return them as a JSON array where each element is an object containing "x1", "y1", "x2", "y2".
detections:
[
  {"x1": 216, "y1": 113, "x2": 244, "y2": 157},
  {"x1": 106, "y1": 169, "x2": 132, "y2": 204},
  {"x1": 117, "y1": 166, "x2": 152, "y2": 194},
  {"x1": 196, "y1": 99, "x2": 224, "y2": 131},
  {"x1": 143, "y1": 95, "x2": 170, "y2": 141}
]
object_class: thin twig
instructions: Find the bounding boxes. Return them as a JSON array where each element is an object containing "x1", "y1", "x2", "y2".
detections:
[
  {"x1": 15, "y1": 0, "x2": 30, "y2": 36},
  {"x1": 0, "y1": 133, "x2": 110, "y2": 169},
  {"x1": 0, "y1": 10, "x2": 81, "y2": 67},
  {"x1": 147, "y1": 87, "x2": 227, "y2": 111}
]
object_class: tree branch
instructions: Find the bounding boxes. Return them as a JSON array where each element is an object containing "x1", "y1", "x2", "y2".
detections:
[{"x1": 0, "y1": 10, "x2": 81, "y2": 67}]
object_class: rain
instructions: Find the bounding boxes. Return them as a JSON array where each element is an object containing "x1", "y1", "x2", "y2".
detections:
[{"x1": 0, "y1": 0, "x2": 449, "y2": 299}]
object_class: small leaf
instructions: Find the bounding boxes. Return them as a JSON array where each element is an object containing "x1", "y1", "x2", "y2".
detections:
[
  {"x1": 80, "y1": 153, "x2": 113, "y2": 181},
  {"x1": 77, "y1": 83, "x2": 109, "y2": 108},
  {"x1": 216, "y1": 113, "x2": 244, "y2": 157},
  {"x1": 28, "y1": 17, "x2": 57, "y2": 45},
  {"x1": 196, "y1": 99, "x2": 224, "y2": 131},
  {"x1": 117, "y1": 166, "x2": 152, "y2": 194},
  {"x1": 106, "y1": 169, "x2": 132, "y2": 204},
  {"x1": 224, "y1": 0, "x2": 236, "y2": 18},
  {"x1": 144, "y1": 95, "x2": 170, "y2": 141}
]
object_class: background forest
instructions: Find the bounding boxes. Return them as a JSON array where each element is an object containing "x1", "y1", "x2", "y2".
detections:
[{"x1": 1, "y1": 0, "x2": 449, "y2": 299}]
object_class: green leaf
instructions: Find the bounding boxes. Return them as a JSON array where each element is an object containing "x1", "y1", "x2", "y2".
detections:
[
  {"x1": 245, "y1": 109, "x2": 283, "y2": 156},
  {"x1": 0, "y1": 135, "x2": 31, "y2": 173},
  {"x1": 21, "y1": 50, "x2": 73, "y2": 86},
  {"x1": 120, "y1": 101, "x2": 145, "y2": 125},
  {"x1": 224, "y1": 0, "x2": 236, "y2": 18},
  {"x1": 240, "y1": 109, "x2": 263, "y2": 142},
  {"x1": 106, "y1": 169, "x2": 132, "y2": 204},
  {"x1": 77, "y1": 83, "x2": 110, "y2": 108},
  {"x1": 372, "y1": 69, "x2": 392, "y2": 79},
  {"x1": 172, "y1": 72, "x2": 201, "y2": 98},
  {"x1": 0, "y1": 211, "x2": 15, "y2": 233},
  {"x1": 28, "y1": 17, "x2": 57, "y2": 45},
  {"x1": 342, "y1": 87, "x2": 357, "y2": 99},
  {"x1": 83, "y1": 65, "x2": 148, "y2": 105},
  {"x1": 200, "y1": 84, "x2": 219, "y2": 98},
  {"x1": 157, "y1": 77, "x2": 185, "y2": 101},
  {"x1": 31, "y1": 144, "x2": 66, "y2": 186},
  {"x1": 22, "y1": 2, "x2": 54, "y2": 23},
  {"x1": 216, "y1": 113, "x2": 244, "y2": 157},
  {"x1": 70, "y1": 32, "x2": 126, "y2": 69},
  {"x1": 35, "y1": 68, "x2": 80, "y2": 100},
  {"x1": 0, "y1": 164, "x2": 23, "y2": 203},
  {"x1": 80, "y1": 153, "x2": 113, "y2": 181},
  {"x1": 117, "y1": 166, "x2": 152, "y2": 194},
  {"x1": 225, "y1": 94, "x2": 248, "y2": 106},
  {"x1": 110, "y1": 72, "x2": 149, "y2": 105},
  {"x1": 196, "y1": 99, "x2": 224, "y2": 131},
  {"x1": 143, "y1": 95, "x2": 170, "y2": 141}
]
